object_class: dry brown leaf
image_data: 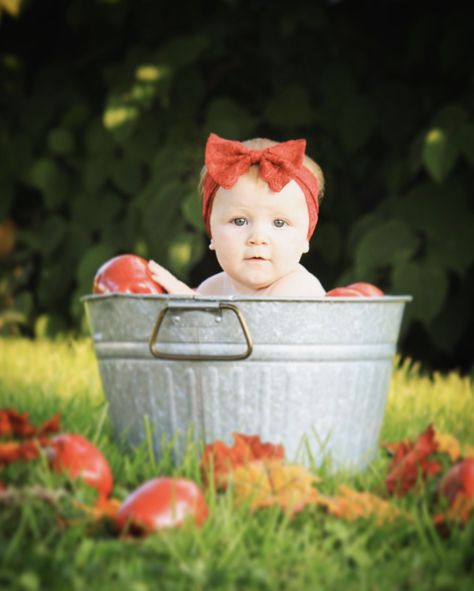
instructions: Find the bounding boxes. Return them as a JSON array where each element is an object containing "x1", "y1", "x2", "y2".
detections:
[
  {"x1": 434, "y1": 493, "x2": 474, "y2": 528},
  {"x1": 434, "y1": 431, "x2": 462, "y2": 462},
  {"x1": 317, "y1": 485, "x2": 405, "y2": 525},
  {"x1": 463, "y1": 444, "x2": 474, "y2": 460},
  {"x1": 0, "y1": 408, "x2": 61, "y2": 440},
  {"x1": 0, "y1": 440, "x2": 41, "y2": 466},
  {"x1": 200, "y1": 433, "x2": 284, "y2": 489},
  {"x1": 384, "y1": 424, "x2": 443, "y2": 496},
  {"x1": 74, "y1": 497, "x2": 122, "y2": 521},
  {"x1": 232, "y1": 459, "x2": 320, "y2": 515}
]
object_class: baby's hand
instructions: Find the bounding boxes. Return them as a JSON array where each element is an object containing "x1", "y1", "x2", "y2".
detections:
[{"x1": 148, "y1": 260, "x2": 195, "y2": 295}]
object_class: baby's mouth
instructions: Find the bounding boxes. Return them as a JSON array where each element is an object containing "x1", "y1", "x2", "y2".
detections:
[{"x1": 245, "y1": 256, "x2": 269, "y2": 262}]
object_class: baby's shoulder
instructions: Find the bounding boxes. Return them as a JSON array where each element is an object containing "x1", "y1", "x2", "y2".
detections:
[
  {"x1": 268, "y1": 266, "x2": 326, "y2": 297},
  {"x1": 196, "y1": 272, "x2": 227, "y2": 295}
]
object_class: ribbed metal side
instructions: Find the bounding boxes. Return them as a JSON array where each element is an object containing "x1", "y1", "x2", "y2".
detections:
[
  {"x1": 98, "y1": 356, "x2": 394, "y2": 470},
  {"x1": 85, "y1": 294, "x2": 410, "y2": 471}
]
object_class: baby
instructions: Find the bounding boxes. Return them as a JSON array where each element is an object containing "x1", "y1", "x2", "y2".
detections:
[{"x1": 149, "y1": 133, "x2": 326, "y2": 297}]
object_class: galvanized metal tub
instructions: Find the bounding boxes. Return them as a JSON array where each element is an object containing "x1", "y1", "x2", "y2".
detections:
[{"x1": 82, "y1": 294, "x2": 411, "y2": 471}]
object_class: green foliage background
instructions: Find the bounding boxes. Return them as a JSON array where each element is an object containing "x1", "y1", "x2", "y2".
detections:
[{"x1": 0, "y1": 0, "x2": 473, "y2": 372}]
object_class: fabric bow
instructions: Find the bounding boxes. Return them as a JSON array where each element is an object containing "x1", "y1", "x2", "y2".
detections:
[
  {"x1": 201, "y1": 132, "x2": 320, "y2": 239},
  {"x1": 205, "y1": 133, "x2": 306, "y2": 192}
]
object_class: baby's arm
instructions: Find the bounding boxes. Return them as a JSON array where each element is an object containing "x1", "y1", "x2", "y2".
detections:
[
  {"x1": 148, "y1": 260, "x2": 195, "y2": 295},
  {"x1": 195, "y1": 273, "x2": 227, "y2": 295},
  {"x1": 148, "y1": 261, "x2": 226, "y2": 295},
  {"x1": 265, "y1": 266, "x2": 326, "y2": 297}
]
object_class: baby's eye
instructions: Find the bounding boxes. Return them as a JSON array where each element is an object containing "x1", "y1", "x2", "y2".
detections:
[
  {"x1": 232, "y1": 217, "x2": 247, "y2": 226},
  {"x1": 273, "y1": 219, "x2": 287, "y2": 228}
]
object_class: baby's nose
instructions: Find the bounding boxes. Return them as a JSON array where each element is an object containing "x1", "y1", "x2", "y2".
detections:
[{"x1": 247, "y1": 226, "x2": 269, "y2": 245}]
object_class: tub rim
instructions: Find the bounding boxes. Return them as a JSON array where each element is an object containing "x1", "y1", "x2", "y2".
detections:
[{"x1": 81, "y1": 293, "x2": 413, "y2": 304}]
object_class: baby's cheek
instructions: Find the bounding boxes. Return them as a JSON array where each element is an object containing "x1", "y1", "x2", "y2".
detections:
[
  {"x1": 280, "y1": 243, "x2": 304, "y2": 268},
  {"x1": 214, "y1": 243, "x2": 237, "y2": 269}
]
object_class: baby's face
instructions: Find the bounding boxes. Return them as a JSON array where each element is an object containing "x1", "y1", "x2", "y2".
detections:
[{"x1": 209, "y1": 173, "x2": 310, "y2": 293}]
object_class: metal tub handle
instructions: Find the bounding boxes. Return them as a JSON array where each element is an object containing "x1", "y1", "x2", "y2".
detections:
[{"x1": 148, "y1": 302, "x2": 253, "y2": 361}]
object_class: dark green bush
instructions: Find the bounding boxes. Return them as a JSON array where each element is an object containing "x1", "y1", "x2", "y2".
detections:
[{"x1": 1, "y1": 0, "x2": 473, "y2": 372}]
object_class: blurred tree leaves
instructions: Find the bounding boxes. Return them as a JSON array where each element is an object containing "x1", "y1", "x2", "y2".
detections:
[
  {"x1": 27, "y1": 159, "x2": 70, "y2": 210},
  {"x1": 47, "y1": 128, "x2": 75, "y2": 156},
  {"x1": 0, "y1": 0, "x2": 473, "y2": 371},
  {"x1": 264, "y1": 86, "x2": 315, "y2": 130},
  {"x1": 391, "y1": 260, "x2": 448, "y2": 325},
  {"x1": 339, "y1": 94, "x2": 376, "y2": 152},
  {"x1": 182, "y1": 191, "x2": 204, "y2": 232},
  {"x1": 206, "y1": 98, "x2": 257, "y2": 138},
  {"x1": 37, "y1": 216, "x2": 67, "y2": 257},
  {"x1": 0, "y1": 0, "x2": 23, "y2": 18},
  {"x1": 354, "y1": 220, "x2": 420, "y2": 277},
  {"x1": 422, "y1": 128, "x2": 458, "y2": 182}
]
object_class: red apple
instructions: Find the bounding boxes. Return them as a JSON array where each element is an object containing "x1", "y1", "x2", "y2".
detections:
[
  {"x1": 115, "y1": 477, "x2": 208, "y2": 534},
  {"x1": 93, "y1": 254, "x2": 165, "y2": 294},
  {"x1": 325, "y1": 286, "x2": 363, "y2": 297},
  {"x1": 346, "y1": 282, "x2": 384, "y2": 296},
  {"x1": 48, "y1": 433, "x2": 114, "y2": 498}
]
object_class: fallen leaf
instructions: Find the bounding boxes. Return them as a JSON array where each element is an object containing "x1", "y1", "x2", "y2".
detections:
[
  {"x1": 74, "y1": 496, "x2": 122, "y2": 521},
  {"x1": 0, "y1": 408, "x2": 35, "y2": 438},
  {"x1": 451, "y1": 494, "x2": 473, "y2": 524},
  {"x1": 463, "y1": 444, "x2": 474, "y2": 460},
  {"x1": 232, "y1": 459, "x2": 320, "y2": 515},
  {"x1": 0, "y1": 440, "x2": 41, "y2": 466},
  {"x1": 317, "y1": 485, "x2": 405, "y2": 525},
  {"x1": 434, "y1": 493, "x2": 474, "y2": 527},
  {"x1": 0, "y1": 408, "x2": 61, "y2": 440},
  {"x1": 434, "y1": 431, "x2": 461, "y2": 462},
  {"x1": 384, "y1": 425, "x2": 443, "y2": 496},
  {"x1": 37, "y1": 413, "x2": 61, "y2": 439},
  {"x1": 201, "y1": 433, "x2": 284, "y2": 489}
]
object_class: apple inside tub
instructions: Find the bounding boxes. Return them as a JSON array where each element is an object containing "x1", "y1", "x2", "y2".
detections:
[
  {"x1": 93, "y1": 254, "x2": 165, "y2": 294},
  {"x1": 325, "y1": 282, "x2": 384, "y2": 297}
]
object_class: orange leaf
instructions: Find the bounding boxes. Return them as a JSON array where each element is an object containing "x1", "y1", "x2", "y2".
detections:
[
  {"x1": 384, "y1": 425, "x2": 442, "y2": 496},
  {"x1": 0, "y1": 408, "x2": 61, "y2": 440},
  {"x1": 74, "y1": 497, "x2": 122, "y2": 521},
  {"x1": 383, "y1": 439, "x2": 411, "y2": 458},
  {"x1": 232, "y1": 459, "x2": 320, "y2": 515},
  {"x1": 0, "y1": 408, "x2": 35, "y2": 438},
  {"x1": 0, "y1": 440, "x2": 41, "y2": 466},
  {"x1": 0, "y1": 413, "x2": 12, "y2": 438},
  {"x1": 37, "y1": 413, "x2": 61, "y2": 438},
  {"x1": 463, "y1": 444, "x2": 474, "y2": 460},
  {"x1": 317, "y1": 485, "x2": 405, "y2": 525},
  {"x1": 200, "y1": 433, "x2": 284, "y2": 489},
  {"x1": 434, "y1": 493, "x2": 474, "y2": 528},
  {"x1": 442, "y1": 493, "x2": 473, "y2": 524},
  {"x1": 434, "y1": 431, "x2": 461, "y2": 462}
]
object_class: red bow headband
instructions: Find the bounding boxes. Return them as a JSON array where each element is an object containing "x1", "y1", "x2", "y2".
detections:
[{"x1": 201, "y1": 133, "x2": 319, "y2": 239}]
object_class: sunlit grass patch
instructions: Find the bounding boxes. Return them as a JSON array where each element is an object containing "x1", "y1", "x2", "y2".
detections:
[
  {"x1": 0, "y1": 337, "x2": 103, "y2": 401},
  {"x1": 1, "y1": 338, "x2": 473, "y2": 591},
  {"x1": 384, "y1": 356, "x2": 473, "y2": 442}
]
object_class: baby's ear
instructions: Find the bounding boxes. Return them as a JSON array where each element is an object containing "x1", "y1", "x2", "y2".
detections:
[{"x1": 302, "y1": 241, "x2": 309, "y2": 254}]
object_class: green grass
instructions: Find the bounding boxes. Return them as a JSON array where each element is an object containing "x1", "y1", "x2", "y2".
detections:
[{"x1": 1, "y1": 338, "x2": 473, "y2": 591}]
